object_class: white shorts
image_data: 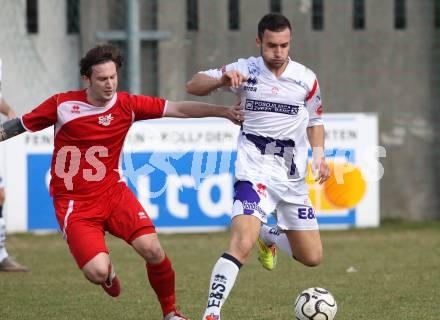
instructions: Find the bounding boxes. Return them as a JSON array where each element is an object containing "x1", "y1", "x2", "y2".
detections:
[{"x1": 231, "y1": 179, "x2": 319, "y2": 231}]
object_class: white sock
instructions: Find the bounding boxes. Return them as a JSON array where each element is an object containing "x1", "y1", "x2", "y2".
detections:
[
  {"x1": 0, "y1": 218, "x2": 9, "y2": 262},
  {"x1": 260, "y1": 224, "x2": 293, "y2": 256},
  {"x1": 201, "y1": 253, "x2": 242, "y2": 320}
]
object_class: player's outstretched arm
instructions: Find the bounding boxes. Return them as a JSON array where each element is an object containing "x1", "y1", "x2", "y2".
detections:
[
  {"x1": 186, "y1": 73, "x2": 223, "y2": 96},
  {"x1": 164, "y1": 101, "x2": 244, "y2": 125},
  {"x1": 186, "y1": 71, "x2": 248, "y2": 96},
  {"x1": 0, "y1": 118, "x2": 26, "y2": 142}
]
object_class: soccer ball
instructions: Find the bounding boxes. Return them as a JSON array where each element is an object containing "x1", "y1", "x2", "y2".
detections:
[{"x1": 294, "y1": 287, "x2": 337, "y2": 320}]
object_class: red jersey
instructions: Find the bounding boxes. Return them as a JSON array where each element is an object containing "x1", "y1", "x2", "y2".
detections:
[{"x1": 21, "y1": 90, "x2": 166, "y2": 200}]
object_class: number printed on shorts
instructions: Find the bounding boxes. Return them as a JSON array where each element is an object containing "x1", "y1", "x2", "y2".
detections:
[{"x1": 298, "y1": 207, "x2": 315, "y2": 220}]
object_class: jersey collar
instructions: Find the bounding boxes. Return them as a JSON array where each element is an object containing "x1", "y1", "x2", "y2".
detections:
[{"x1": 258, "y1": 56, "x2": 292, "y2": 80}]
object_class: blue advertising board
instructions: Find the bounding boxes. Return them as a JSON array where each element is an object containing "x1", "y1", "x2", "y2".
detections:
[{"x1": 19, "y1": 115, "x2": 379, "y2": 232}]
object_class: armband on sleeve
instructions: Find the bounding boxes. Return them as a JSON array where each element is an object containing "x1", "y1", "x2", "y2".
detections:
[{"x1": 0, "y1": 118, "x2": 26, "y2": 141}]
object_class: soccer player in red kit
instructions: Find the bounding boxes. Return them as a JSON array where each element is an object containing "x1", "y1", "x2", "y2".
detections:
[{"x1": 0, "y1": 44, "x2": 244, "y2": 320}]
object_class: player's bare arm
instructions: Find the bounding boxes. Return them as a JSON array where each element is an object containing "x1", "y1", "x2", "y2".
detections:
[
  {"x1": 0, "y1": 118, "x2": 25, "y2": 142},
  {"x1": 164, "y1": 101, "x2": 244, "y2": 125},
  {"x1": 0, "y1": 99, "x2": 17, "y2": 120},
  {"x1": 186, "y1": 71, "x2": 248, "y2": 96},
  {"x1": 307, "y1": 124, "x2": 330, "y2": 184}
]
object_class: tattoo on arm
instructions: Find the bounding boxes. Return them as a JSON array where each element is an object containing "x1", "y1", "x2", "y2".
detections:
[{"x1": 0, "y1": 118, "x2": 26, "y2": 141}]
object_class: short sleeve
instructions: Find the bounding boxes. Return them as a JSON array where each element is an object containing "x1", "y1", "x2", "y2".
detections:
[
  {"x1": 305, "y1": 78, "x2": 324, "y2": 128},
  {"x1": 200, "y1": 59, "x2": 249, "y2": 94},
  {"x1": 21, "y1": 95, "x2": 58, "y2": 132},
  {"x1": 130, "y1": 95, "x2": 166, "y2": 121}
]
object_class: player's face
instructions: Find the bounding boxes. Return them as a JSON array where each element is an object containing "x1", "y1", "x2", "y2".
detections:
[
  {"x1": 85, "y1": 61, "x2": 118, "y2": 104},
  {"x1": 257, "y1": 28, "x2": 291, "y2": 71}
]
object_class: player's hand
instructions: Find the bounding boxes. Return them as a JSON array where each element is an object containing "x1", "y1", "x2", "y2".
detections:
[
  {"x1": 312, "y1": 157, "x2": 330, "y2": 184},
  {"x1": 6, "y1": 109, "x2": 16, "y2": 120},
  {"x1": 220, "y1": 71, "x2": 248, "y2": 88},
  {"x1": 225, "y1": 104, "x2": 244, "y2": 125}
]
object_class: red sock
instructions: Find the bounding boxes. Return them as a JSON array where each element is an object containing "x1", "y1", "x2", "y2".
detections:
[{"x1": 146, "y1": 255, "x2": 176, "y2": 316}]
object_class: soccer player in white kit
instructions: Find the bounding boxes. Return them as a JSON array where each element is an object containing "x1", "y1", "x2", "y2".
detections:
[
  {"x1": 0, "y1": 61, "x2": 29, "y2": 271},
  {"x1": 187, "y1": 13, "x2": 330, "y2": 320}
]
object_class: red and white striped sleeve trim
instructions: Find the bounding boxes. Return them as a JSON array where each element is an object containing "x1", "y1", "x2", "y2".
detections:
[{"x1": 305, "y1": 79, "x2": 318, "y2": 101}]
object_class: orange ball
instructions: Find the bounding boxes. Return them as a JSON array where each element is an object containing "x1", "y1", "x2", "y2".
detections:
[{"x1": 323, "y1": 163, "x2": 366, "y2": 209}]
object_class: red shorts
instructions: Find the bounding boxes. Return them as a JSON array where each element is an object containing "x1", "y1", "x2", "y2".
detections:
[{"x1": 53, "y1": 182, "x2": 155, "y2": 268}]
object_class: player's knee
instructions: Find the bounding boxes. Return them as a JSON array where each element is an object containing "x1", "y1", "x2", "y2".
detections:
[
  {"x1": 139, "y1": 243, "x2": 164, "y2": 264},
  {"x1": 297, "y1": 251, "x2": 323, "y2": 267},
  {"x1": 83, "y1": 265, "x2": 109, "y2": 284}
]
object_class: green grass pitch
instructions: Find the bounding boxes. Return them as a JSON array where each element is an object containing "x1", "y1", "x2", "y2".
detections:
[{"x1": 1, "y1": 220, "x2": 439, "y2": 319}]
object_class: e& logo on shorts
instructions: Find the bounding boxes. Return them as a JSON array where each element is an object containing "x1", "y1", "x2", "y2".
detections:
[{"x1": 297, "y1": 207, "x2": 315, "y2": 220}]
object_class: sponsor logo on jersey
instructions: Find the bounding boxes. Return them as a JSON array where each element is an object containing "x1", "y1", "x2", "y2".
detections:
[
  {"x1": 256, "y1": 183, "x2": 267, "y2": 198},
  {"x1": 245, "y1": 99, "x2": 299, "y2": 115},
  {"x1": 138, "y1": 211, "x2": 147, "y2": 220},
  {"x1": 248, "y1": 62, "x2": 261, "y2": 77},
  {"x1": 71, "y1": 105, "x2": 81, "y2": 114},
  {"x1": 98, "y1": 113, "x2": 114, "y2": 126},
  {"x1": 244, "y1": 62, "x2": 261, "y2": 92},
  {"x1": 271, "y1": 86, "x2": 279, "y2": 95},
  {"x1": 246, "y1": 77, "x2": 257, "y2": 85},
  {"x1": 244, "y1": 77, "x2": 258, "y2": 92},
  {"x1": 244, "y1": 86, "x2": 257, "y2": 92}
]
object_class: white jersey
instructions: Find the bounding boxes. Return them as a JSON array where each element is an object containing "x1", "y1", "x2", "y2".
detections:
[
  {"x1": 201, "y1": 56, "x2": 323, "y2": 193},
  {"x1": 0, "y1": 58, "x2": 3, "y2": 99}
]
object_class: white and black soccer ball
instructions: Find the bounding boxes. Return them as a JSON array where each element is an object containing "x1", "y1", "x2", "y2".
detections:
[{"x1": 294, "y1": 287, "x2": 337, "y2": 320}]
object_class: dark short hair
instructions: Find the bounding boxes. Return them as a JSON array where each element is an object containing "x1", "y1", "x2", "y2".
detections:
[
  {"x1": 258, "y1": 13, "x2": 292, "y2": 40},
  {"x1": 79, "y1": 44, "x2": 123, "y2": 78}
]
